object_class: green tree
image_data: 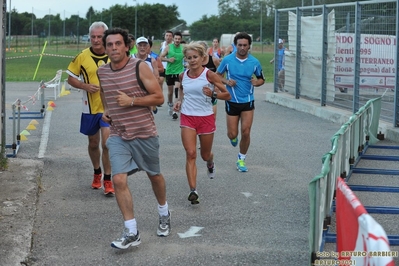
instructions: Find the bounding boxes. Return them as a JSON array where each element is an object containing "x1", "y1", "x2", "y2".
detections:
[
  {"x1": 2, "y1": 2, "x2": 268, "y2": 41},
  {"x1": 8, "y1": 9, "x2": 31, "y2": 35},
  {"x1": 108, "y1": 3, "x2": 181, "y2": 38},
  {"x1": 86, "y1": 6, "x2": 95, "y2": 25},
  {"x1": 189, "y1": 0, "x2": 274, "y2": 41},
  {"x1": 44, "y1": 14, "x2": 63, "y2": 36},
  {"x1": 140, "y1": 3, "x2": 182, "y2": 38},
  {"x1": 190, "y1": 15, "x2": 222, "y2": 40},
  {"x1": 6, "y1": 3, "x2": 183, "y2": 39},
  {"x1": 218, "y1": 0, "x2": 239, "y2": 17},
  {"x1": 65, "y1": 15, "x2": 78, "y2": 36}
]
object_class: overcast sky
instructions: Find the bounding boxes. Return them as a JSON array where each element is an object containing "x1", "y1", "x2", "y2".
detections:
[{"x1": 10, "y1": 0, "x2": 219, "y2": 25}]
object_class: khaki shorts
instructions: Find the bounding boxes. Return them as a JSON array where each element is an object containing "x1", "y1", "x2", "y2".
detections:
[{"x1": 106, "y1": 136, "x2": 161, "y2": 177}]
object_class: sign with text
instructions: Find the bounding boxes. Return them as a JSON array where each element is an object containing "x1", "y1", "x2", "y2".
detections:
[{"x1": 334, "y1": 33, "x2": 396, "y2": 88}]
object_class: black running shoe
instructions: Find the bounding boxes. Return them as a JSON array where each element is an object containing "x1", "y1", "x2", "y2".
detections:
[
  {"x1": 188, "y1": 190, "x2": 199, "y2": 205},
  {"x1": 207, "y1": 163, "x2": 215, "y2": 179}
]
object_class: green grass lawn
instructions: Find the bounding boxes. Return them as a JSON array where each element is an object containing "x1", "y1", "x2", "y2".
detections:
[
  {"x1": 254, "y1": 52, "x2": 274, "y2": 83},
  {"x1": 6, "y1": 44, "x2": 85, "y2": 82},
  {"x1": 6, "y1": 55, "x2": 73, "y2": 82},
  {"x1": 5, "y1": 43, "x2": 275, "y2": 83}
]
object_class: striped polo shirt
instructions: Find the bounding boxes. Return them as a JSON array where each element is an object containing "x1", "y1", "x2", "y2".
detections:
[{"x1": 97, "y1": 57, "x2": 157, "y2": 140}]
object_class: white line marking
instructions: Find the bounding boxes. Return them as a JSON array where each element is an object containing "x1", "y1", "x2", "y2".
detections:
[
  {"x1": 38, "y1": 111, "x2": 52, "y2": 158},
  {"x1": 177, "y1": 226, "x2": 204, "y2": 238},
  {"x1": 241, "y1": 192, "x2": 253, "y2": 198}
]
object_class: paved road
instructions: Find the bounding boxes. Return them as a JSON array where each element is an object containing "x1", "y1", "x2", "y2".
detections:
[{"x1": 0, "y1": 82, "x2": 360, "y2": 265}]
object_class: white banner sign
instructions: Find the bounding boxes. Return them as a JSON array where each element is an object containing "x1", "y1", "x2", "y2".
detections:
[{"x1": 334, "y1": 33, "x2": 397, "y2": 88}]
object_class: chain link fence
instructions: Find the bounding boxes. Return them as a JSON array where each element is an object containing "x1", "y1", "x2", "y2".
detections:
[{"x1": 274, "y1": 0, "x2": 398, "y2": 126}]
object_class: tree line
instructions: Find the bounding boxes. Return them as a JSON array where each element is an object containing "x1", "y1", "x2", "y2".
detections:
[
  {"x1": 7, "y1": 0, "x2": 382, "y2": 42},
  {"x1": 7, "y1": 3, "x2": 182, "y2": 40}
]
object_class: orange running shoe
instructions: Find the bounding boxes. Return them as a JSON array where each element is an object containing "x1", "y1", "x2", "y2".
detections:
[
  {"x1": 91, "y1": 173, "x2": 102, "y2": 189},
  {"x1": 103, "y1": 180, "x2": 115, "y2": 196}
]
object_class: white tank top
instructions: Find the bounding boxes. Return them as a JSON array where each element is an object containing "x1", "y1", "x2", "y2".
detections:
[
  {"x1": 181, "y1": 68, "x2": 213, "y2": 116},
  {"x1": 160, "y1": 41, "x2": 168, "y2": 69}
]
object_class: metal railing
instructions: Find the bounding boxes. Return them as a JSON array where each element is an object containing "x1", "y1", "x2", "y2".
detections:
[{"x1": 6, "y1": 81, "x2": 46, "y2": 157}]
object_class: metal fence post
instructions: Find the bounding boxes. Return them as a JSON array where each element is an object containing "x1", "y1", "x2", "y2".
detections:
[
  {"x1": 295, "y1": 7, "x2": 302, "y2": 99},
  {"x1": 273, "y1": 10, "x2": 280, "y2": 93},
  {"x1": 321, "y1": 5, "x2": 328, "y2": 106},
  {"x1": 352, "y1": 2, "x2": 361, "y2": 113},
  {"x1": 394, "y1": 2, "x2": 399, "y2": 127}
]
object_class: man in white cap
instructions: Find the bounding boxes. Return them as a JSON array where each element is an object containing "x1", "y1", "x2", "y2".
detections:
[
  {"x1": 132, "y1": 36, "x2": 160, "y2": 114},
  {"x1": 133, "y1": 37, "x2": 159, "y2": 78}
]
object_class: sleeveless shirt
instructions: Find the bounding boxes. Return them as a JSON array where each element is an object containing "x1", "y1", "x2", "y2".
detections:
[
  {"x1": 165, "y1": 43, "x2": 184, "y2": 75},
  {"x1": 97, "y1": 58, "x2": 157, "y2": 140},
  {"x1": 181, "y1": 68, "x2": 213, "y2": 116},
  {"x1": 208, "y1": 47, "x2": 222, "y2": 58},
  {"x1": 160, "y1": 41, "x2": 168, "y2": 69},
  {"x1": 203, "y1": 55, "x2": 217, "y2": 72}
]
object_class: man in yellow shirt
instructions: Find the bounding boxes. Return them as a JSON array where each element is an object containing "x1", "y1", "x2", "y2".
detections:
[{"x1": 67, "y1": 21, "x2": 114, "y2": 196}]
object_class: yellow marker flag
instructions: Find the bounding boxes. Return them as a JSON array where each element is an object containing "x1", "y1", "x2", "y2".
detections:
[{"x1": 33, "y1": 41, "x2": 48, "y2": 80}]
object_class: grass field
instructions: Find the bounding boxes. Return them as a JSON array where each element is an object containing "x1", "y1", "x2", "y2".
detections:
[{"x1": 5, "y1": 42, "x2": 275, "y2": 83}]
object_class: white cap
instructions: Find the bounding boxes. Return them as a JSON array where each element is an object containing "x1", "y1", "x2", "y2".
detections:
[
  {"x1": 279, "y1": 38, "x2": 283, "y2": 44},
  {"x1": 136, "y1": 36, "x2": 148, "y2": 44}
]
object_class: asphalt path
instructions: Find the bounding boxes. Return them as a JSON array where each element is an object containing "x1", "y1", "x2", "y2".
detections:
[{"x1": 4, "y1": 82, "x2": 340, "y2": 265}]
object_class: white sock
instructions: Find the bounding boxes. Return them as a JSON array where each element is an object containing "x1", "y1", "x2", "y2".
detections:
[
  {"x1": 238, "y1": 153, "x2": 246, "y2": 161},
  {"x1": 158, "y1": 202, "x2": 169, "y2": 217},
  {"x1": 124, "y1": 219, "x2": 137, "y2": 235}
]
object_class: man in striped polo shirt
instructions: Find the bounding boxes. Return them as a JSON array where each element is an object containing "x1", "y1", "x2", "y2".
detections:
[{"x1": 97, "y1": 28, "x2": 171, "y2": 250}]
